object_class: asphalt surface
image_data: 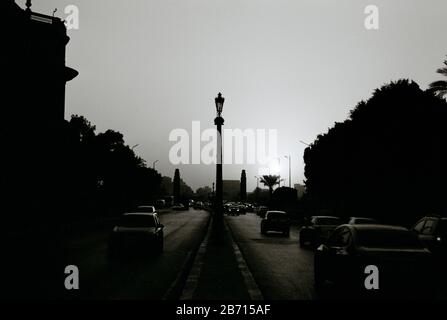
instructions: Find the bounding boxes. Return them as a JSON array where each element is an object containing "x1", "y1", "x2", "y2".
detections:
[
  {"x1": 60, "y1": 209, "x2": 210, "y2": 299},
  {"x1": 226, "y1": 212, "x2": 316, "y2": 300}
]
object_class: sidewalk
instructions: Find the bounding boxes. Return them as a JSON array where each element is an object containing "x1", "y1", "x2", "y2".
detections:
[{"x1": 180, "y1": 216, "x2": 263, "y2": 300}]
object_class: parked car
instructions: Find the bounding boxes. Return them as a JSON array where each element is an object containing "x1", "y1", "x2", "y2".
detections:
[
  {"x1": 300, "y1": 216, "x2": 342, "y2": 247},
  {"x1": 108, "y1": 212, "x2": 164, "y2": 257},
  {"x1": 314, "y1": 224, "x2": 433, "y2": 297},
  {"x1": 348, "y1": 217, "x2": 378, "y2": 225},
  {"x1": 412, "y1": 215, "x2": 447, "y2": 256},
  {"x1": 134, "y1": 205, "x2": 156, "y2": 213},
  {"x1": 261, "y1": 211, "x2": 290, "y2": 236}
]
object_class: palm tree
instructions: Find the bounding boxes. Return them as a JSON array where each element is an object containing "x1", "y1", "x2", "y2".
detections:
[
  {"x1": 260, "y1": 175, "x2": 280, "y2": 199},
  {"x1": 429, "y1": 56, "x2": 447, "y2": 98}
]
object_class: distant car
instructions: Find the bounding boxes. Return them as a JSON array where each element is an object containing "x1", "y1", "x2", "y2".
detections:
[
  {"x1": 348, "y1": 217, "x2": 378, "y2": 225},
  {"x1": 244, "y1": 203, "x2": 254, "y2": 212},
  {"x1": 172, "y1": 203, "x2": 185, "y2": 211},
  {"x1": 108, "y1": 212, "x2": 164, "y2": 257},
  {"x1": 134, "y1": 205, "x2": 156, "y2": 213},
  {"x1": 237, "y1": 205, "x2": 246, "y2": 215},
  {"x1": 261, "y1": 211, "x2": 290, "y2": 236},
  {"x1": 299, "y1": 216, "x2": 341, "y2": 247},
  {"x1": 257, "y1": 206, "x2": 269, "y2": 218},
  {"x1": 314, "y1": 224, "x2": 433, "y2": 296},
  {"x1": 193, "y1": 201, "x2": 204, "y2": 210},
  {"x1": 227, "y1": 205, "x2": 243, "y2": 216},
  {"x1": 412, "y1": 215, "x2": 447, "y2": 256}
]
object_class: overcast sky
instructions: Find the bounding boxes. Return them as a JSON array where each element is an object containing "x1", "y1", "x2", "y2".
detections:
[{"x1": 29, "y1": 0, "x2": 447, "y2": 191}]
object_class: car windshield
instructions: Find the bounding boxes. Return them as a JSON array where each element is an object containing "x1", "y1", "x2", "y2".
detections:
[
  {"x1": 314, "y1": 217, "x2": 340, "y2": 225},
  {"x1": 118, "y1": 215, "x2": 156, "y2": 228},
  {"x1": 267, "y1": 212, "x2": 286, "y2": 219},
  {"x1": 357, "y1": 229, "x2": 423, "y2": 249}
]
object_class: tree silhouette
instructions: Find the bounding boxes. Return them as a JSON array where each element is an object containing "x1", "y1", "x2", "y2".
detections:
[
  {"x1": 64, "y1": 115, "x2": 162, "y2": 216},
  {"x1": 304, "y1": 79, "x2": 447, "y2": 225},
  {"x1": 260, "y1": 175, "x2": 281, "y2": 199},
  {"x1": 428, "y1": 56, "x2": 447, "y2": 98}
]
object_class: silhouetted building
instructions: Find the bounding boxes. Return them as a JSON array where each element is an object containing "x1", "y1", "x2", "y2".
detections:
[
  {"x1": 2, "y1": 0, "x2": 78, "y2": 217},
  {"x1": 3, "y1": 0, "x2": 78, "y2": 127}
]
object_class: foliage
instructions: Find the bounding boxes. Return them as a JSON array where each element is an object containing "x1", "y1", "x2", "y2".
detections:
[
  {"x1": 428, "y1": 56, "x2": 447, "y2": 98},
  {"x1": 304, "y1": 80, "x2": 447, "y2": 224}
]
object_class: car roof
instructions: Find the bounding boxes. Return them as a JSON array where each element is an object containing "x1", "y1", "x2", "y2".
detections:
[
  {"x1": 350, "y1": 217, "x2": 376, "y2": 220},
  {"x1": 343, "y1": 224, "x2": 408, "y2": 232},
  {"x1": 267, "y1": 210, "x2": 286, "y2": 214},
  {"x1": 123, "y1": 212, "x2": 157, "y2": 217},
  {"x1": 138, "y1": 205, "x2": 155, "y2": 208}
]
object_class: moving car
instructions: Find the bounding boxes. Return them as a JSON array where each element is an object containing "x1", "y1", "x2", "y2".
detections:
[
  {"x1": 261, "y1": 211, "x2": 290, "y2": 236},
  {"x1": 412, "y1": 215, "x2": 447, "y2": 256},
  {"x1": 193, "y1": 201, "x2": 204, "y2": 210},
  {"x1": 299, "y1": 216, "x2": 341, "y2": 247},
  {"x1": 348, "y1": 217, "x2": 378, "y2": 225},
  {"x1": 108, "y1": 212, "x2": 164, "y2": 257},
  {"x1": 227, "y1": 205, "x2": 244, "y2": 216},
  {"x1": 245, "y1": 203, "x2": 254, "y2": 212},
  {"x1": 314, "y1": 224, "x2": 433, "y2": 297}
]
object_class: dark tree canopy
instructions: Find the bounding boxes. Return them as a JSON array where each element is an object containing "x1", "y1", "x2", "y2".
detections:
[{"x1": 304, "y1": 80, "x2": 447, "y2": 225}]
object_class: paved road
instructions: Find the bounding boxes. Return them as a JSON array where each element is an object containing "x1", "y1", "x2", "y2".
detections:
[
  {"x1": 59, "y1": 209, "x2": 209, "y2": 299},
  {"x1": 226, "y1": 213, "x2": 316, "y2": 300}
]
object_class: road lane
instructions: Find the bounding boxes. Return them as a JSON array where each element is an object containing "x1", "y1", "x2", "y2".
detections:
[
  {"x1": 60, "y1": 209, "x2": 209, "y2": 299},
  {"x1": 226, "y1": 213, "x2": 316, "y2": 300}
]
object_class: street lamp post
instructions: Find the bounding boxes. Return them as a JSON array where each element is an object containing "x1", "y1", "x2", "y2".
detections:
[
  {"x1": 214, "y1": 92, "x2": 225, "y2": 223},
  {"x1": 284, "y1": 155, "x2": 291, "y2": 188}
]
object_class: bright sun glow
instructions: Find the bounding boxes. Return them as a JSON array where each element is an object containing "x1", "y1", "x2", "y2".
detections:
[{"x1": 269, "y1": 159, "x2": 281, "y2": 175}]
